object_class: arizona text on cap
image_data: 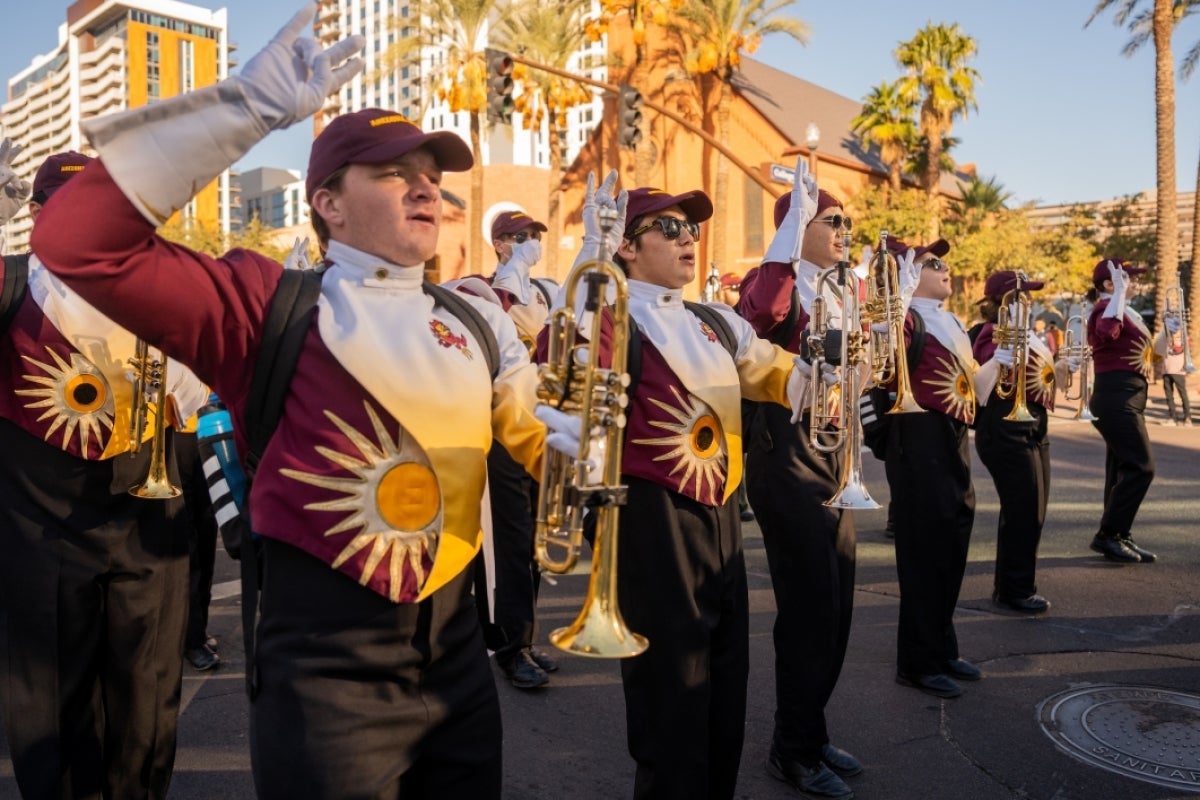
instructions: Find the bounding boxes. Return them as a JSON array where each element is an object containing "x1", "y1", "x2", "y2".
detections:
[
  {"x1": 885, "y1": 236, "x2": 951, "y2": 260},
  {"x1": 1092, "y1": 257, "x2": 1147, "y2": 284},
  {"x1": 32, "y1": 151, "x2": 94, "y2": 205},
  {"x1": 773, "y1": 188, "x2": 842, "y2": 230},
  {"x1": 306, "y1": 109, "x2": 474, "y2": 200},
  {"x1": 491, "y1": 210, "x2": 548, "y2": 242},
  {"x1": 983, "y1": 269, "x2": 1045, "y2": 300},
  {"x1": 623, "y1": 187, "x2": 714, "y2": 235}
]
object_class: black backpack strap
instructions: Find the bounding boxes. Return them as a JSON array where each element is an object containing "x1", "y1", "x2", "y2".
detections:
[
  {"x1": 530, "y1": 278, "x2": 554, "y2": 308},
  {"x1": 907, "y1": 308, "x2": 927, "y2": 372},
  {"x1": 684, "y1": 301, "x2": 739, "y2": 361},
  {"x1": 1, "y1": 254, "x2": 31, "y2": 334},
  {"x1": 425, "y1": 281, "x2": 500, "y2": 380}
]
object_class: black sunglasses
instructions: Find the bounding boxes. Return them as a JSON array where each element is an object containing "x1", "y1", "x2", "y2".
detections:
[
  {"x1": 922, "y1": 258, "x2": 950, "y2": 272},
  {"x1": 810, "y1": 214, "x2": 853, "y2": 232},
  {"x1": 627, "y1": 216, "x2": 701, "y2": 241},
  {"x1": 501, "y1": 231, "x2": 542, "y2": 244}
]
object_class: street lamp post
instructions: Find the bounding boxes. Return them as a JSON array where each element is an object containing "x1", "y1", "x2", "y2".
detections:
[{"x1": 805, "y1": 122, "x2": 820, "y2": 179}]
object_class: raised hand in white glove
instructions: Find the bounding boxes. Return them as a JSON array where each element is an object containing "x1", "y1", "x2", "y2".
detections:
[
  {"x1": 493, "y1": 238, "x2": 542, "y2": 303},
  {"x1": 763, "y1": 155, "x2": 819, "y2": 270},
  {"x1": 577, "y1": 169, "x2": 628, "y2": 266},
  {"x1": 238, "y1": 5, "x2": 365, "y2": 132},
  {"x1": 535, "y1": 405, "x2": 606, "y2": 486},
  {"x1": 0, "y1": 138, "x2": 31, "y2": 226},
  {"x1": 284, "y1": 236, "x2": 313, "y2": 270},
  {"x1": 897, "y1": 248, "x2": 920, "y2": 299},
  {"x1": 1102, "y1": 261, "x2": 1129, "y2": 319},
  {"x1": 991, "y1": 345, "x2": 1015, "y2": 369}
]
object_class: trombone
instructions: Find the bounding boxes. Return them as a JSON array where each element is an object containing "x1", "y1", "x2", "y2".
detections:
[
  {"x1": 993, "y1": 272, "x2": 1035, "y2": 422},
  {"x1": 1164, "y1": 271, "x2": 1197, "y2": 374},
  {"x1": 1062, "y1": 303, "x2": 1097, "y2": 422},
  {"x1": 806, "y1": 233, "x2": 880, "y2": 510},
  {"x1": 127, "y1": 339, "x2": 181, "y2": 499},
  {"x1": 533, "y1": 207, "x2": 646, "y2": 658}
]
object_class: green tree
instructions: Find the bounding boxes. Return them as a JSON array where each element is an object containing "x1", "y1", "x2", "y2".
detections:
[
  {"x1": 671, "y1": 0, "x2": 808, "y2": 272},
  {"x1": 1087, "y1": 0, "x2": 1181, "y2": 334},
  {"x1": 894, "y1": 22, "x2": 981, "y2": 221},
  {"x1": 850, "y1": 80, "x2": 918, "y2": 192},
  {"x1": 948, "y1": 174, "x2": 1013, "y2": 234},
  {"x1": 1096, "y1": 194, "x2": 1158, "y2": 267}
]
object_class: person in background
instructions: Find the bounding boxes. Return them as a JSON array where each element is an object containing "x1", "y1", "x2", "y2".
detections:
[
  {"x1": 717, "y1": 272, "x2": 742, "y2": 307},
  {"x1": 176, "y1": 425, "x2": 222, "y2": 670},
  {"x1": 1159, "y1": 324, "x2": 1192, "y2": 427}
]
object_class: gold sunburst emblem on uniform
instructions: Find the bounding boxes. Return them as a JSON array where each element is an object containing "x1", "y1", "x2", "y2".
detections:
[
  {"x1": 1031, "y1": 357, "x2": 1056, "y2": 406},
  {"x1": 927, "y1": 355, "x2": 976, "y2": 422},
  {"x1": 16, "y1": 348, "x2": 115, "y2": 452},
  {"x1": 633, "y1": 385, "x2": 726, "y2": 498},
  {"x1": 281, "y1": 402, "x2": 441, "y2": 602}
]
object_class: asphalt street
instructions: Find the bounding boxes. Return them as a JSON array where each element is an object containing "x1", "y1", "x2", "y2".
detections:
[{"x1": 1, "y1": 385, "x2": 1197, "y2": 799}]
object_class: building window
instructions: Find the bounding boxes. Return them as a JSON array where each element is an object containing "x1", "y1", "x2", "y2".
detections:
[
  {"x1": 180, "y1": 39, "x2": 194, "y2": 93},
  {"x1": 146, "y1": 31, "x2": 161, "y2": 101},
  {"x1": 743, "y1": 173, "x2": 763, "y2": 255}
]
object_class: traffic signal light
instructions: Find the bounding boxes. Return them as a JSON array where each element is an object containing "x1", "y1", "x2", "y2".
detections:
[
  {"x1": 485, "y1": 48, "x2": 514, "y2": 124},
  {"x1": 617, "y1": 83, "x2": 643, "y2": 149}
]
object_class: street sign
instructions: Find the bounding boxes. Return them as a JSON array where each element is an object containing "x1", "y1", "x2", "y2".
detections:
[{"x1": 769, "y1": 163, "x2": 795, "y2": 184}]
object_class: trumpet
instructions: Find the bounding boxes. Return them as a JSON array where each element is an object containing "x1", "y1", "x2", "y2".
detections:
[
  {"x1": 807, "y1": 233, "x2": 880, "y2": 510},
  {"x1": 701, "y1": 261, "x2": 721, "y2": 302},
  {"x1": 993, "y1": 272, "x2": 1035, "y2": 422},
  {"x1": 533, "y1": 207, "x2": 646, "y2": 658},
  {"x1": 1061, "y1": 303, "x2": 1096, "y2": 422},
  {"x1": 863, "y1": 230, "x2": 923, "y2": 415},
  {"x1": 127, "y1": 339, "x2": 181, "y2": 499},
  {"x1": 1164, "y1": 271, "x2": 1197, "y2": 374}
]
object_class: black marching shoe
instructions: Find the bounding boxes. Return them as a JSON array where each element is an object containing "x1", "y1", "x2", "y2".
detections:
[
  {"x1": 944, "y1": 658, "x2": 982, "y2": 682},
  {"x1": 821, "y1": 743, "x2": 862, "y2": 777},
  {"x1": 895, "y1": 671, "x2": 962, "y2": 699},
  {"x1": 992, "y1": 592, "x2": 1051, "y2": 615},
  {"x1": 498, "y1": 649, "x2": 550, "y2": 689},
  {"x1": 740, "y1": 507, "x2": 756, "y2": 522},
  {"x1": 766, "y1": 745, "x2": 854, "y2": 799},
  {"x1": 205, "y1": 634, "x2": 219, "y2": 652},
  {"x1": 1119, "y1": 534, "x2": 1157, "y2": 563},
  {"x1": 529, "y1": 647, "x2": 559, "y2": 673},
  {"x1": 185, "y1": 643, "x2": 220, "y2": 671},
  {"x1": 1090, "y1": 531, "x2": 1141, "y2": 563}
]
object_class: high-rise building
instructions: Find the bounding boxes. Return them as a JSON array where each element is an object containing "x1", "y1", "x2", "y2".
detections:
[
  {"x1": 238, "y1": 167, "x2": 310, "y2": 230},
  {"x1": 1, "y1": 0, "x2": 230, "y2": 253}
]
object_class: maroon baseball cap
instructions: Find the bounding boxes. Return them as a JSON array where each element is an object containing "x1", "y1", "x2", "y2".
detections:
[
  {"x1": 306, "y1": 109, "x2": 473, "y2": 200},
  {"x1": 773, "y1": 188, "x2": 841, "y2": 230},
  {"x1": 982, "y1": 269, "x2": 1044, "y2": 300},
  {"x1": 623, "y1": 187, "x2": 713, "y2": 234},
  {"x1": 32, "y1": 151, "x2": 93, "y2": 204},
  {"x1": 719, "y1": 272, "x2": 741, "y2": 288},
  {"x1": 491, "y1": 210, "x2": 547, "y2": 242},
  {"x1": 1092, "y1": 257, "x2": 1147, "y2": 284},
  {"x1": 885, "y1": 236, "x2": 951, "y2": 260}
]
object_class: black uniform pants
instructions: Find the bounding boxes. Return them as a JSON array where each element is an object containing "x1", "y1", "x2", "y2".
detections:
[
  {"x1": 1090, "y1": 372, "x2": 1155, "y2": 534},
  {"x1": 885, "y1": 412, "x2": 974, "y2": 676},
  {"x1": 617, "y1": 477, "x2": 748, "y2": 800},
  {"x1": 0, "y1": 420, "x2": 189, "y2": 800},
  {"x1": 974, "y1": 399, "x2": 1050, "y2": 600},
  {"x1": 1163, "y1": 373, "x2": 1191, "y2": 421},
  {"x1": 251, "y1": 539, "x2": 501, "y2": 800},
  {"x1": 473, "y1": 441, "x2": 539, "y2": 662},
  {"x1": 745, "y1": 405, "x2": 855, "y2": 767},
  {"x1": 176, "y1": 431, "x2": 219, "y2": 651}
]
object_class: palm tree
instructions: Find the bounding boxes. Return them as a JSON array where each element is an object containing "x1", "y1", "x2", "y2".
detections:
[
  {"x1": 493, "y1": 0, "x2": 594, "y2": 279},
  {"x1": 1171, "y1": 1, "x2": 1200, "y2": 350},
  {"x1": 670, "y1": 0, "x2": 808, "y2": 273},
  {"x1": 850, "y1": 80, "x2": 918, "y2": 193},
  {"x1": 380, "y1": 0, "x2": 506, "y2": 274},
  {"x1": 894, "y1": 23, "x2": 980, "y2": 219},
  {"x1": 1087, "y1": 0, "x2": 1180, "y2": 334},
  {"x1": 948, "y1": 175, "x2": 1013, "y2": 234}
]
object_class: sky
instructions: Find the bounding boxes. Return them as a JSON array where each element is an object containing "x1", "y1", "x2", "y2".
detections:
[{"x1": 3, "y1": 1, "x2": 1198, "y2": 208}]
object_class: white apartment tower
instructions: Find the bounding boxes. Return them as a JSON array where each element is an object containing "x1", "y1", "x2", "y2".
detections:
[
  {"x1": 312, "y1": 0, "x2": 607, "y2": 171},
  {"x1": 1, "y1": 0, "x2": 230, "y2": 253}
]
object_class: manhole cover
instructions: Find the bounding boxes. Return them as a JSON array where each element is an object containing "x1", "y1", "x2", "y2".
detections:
[{"x1": 1038, "y1": 684, "x2": 1200, "y2": 791}]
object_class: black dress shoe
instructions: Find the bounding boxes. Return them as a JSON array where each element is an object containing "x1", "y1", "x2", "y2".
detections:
[
  {"x1": 1119, "y1": 534, "x2": 1157, "y2": 562},
  {"x1": 185, "y1": 644, "x2": 220, "y2": 671},
  {"x1": 740, "y1": 508, "x2": 756, "y2": 522},
  {"x1": 498, "y1": 650, "x2": 549, "y2": 689},
  {"x1": 895, "y1": 671, "x2": 962, "y2": 699},
  {"x1": 766, "y1": 746, "x2": 854, "y2": 799},
  {"x1": 992, "y1": 592, "x2": 1050, "y2": 614},
  {"x1": 821, "y1": 743, "x2": 862, "y2": 777},
  {"x1": 205, "y1": 634, "x2": 219, "y2": 652},
  {"x1": 529, "y1": 647, "x2": 559, "y2": 673},
  {"x1": 944, "y1": 658, "x2": 982, "y2": 681},
  {"x1": 1090, "y1": 532, "x2": 1140, "y2": 563}
]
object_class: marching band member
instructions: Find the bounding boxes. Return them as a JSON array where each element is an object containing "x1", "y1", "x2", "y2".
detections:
[
  {"x1": 883, "y1": 236, "x2": 981, "y2": 700},
  {"x1": 542, "y1": 174, "x2": 808, "y2": 800},
  {"x1": 32, "y1": 7, "x2": 550, "y2": 798},
  {"x1": 1086, "y1": 258, "x2": 1168, "y2": 564},
  {"x1": 0, "y1": 149, "x2": 207, "y2": 798},
  {"x1": 972, "y1": 269, "x2": 1072, "y2": 615}
]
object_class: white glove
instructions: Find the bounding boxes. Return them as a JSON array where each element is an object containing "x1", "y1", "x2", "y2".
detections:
[
  {"x1": 897, "y1": 248, "x2": 920, "y2": 299},
  {"x1": 493, "y1": 239, "x2": 541, "y2": 303},
  {"x1": 763, "y1": 155, "x2": 819, "y2": 270},
  {"x1": 535, "y1": 405, "x2": 605, "y2": 486},
  {"x1": 284, "y1": 236, "x2": 313, "y2": 270},
  {"x1": 1102, "y1": 261, "x2": 1128, "y2": 319},
  {"x1": 786, "y1": 357, "x2": 812, "y2": 424},
  {"x1": 991, "y1": 345, "x2": 1015, "y2": 368},
  {"x1": 574, "y1": 170, "x2": 628, "y2": 269},
  {"x1": 83, "y1": 4, "x2": 364, "y2": 225},
  {"x1": 0, "y1": 138, "x2": 31, "y2": 226}
]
